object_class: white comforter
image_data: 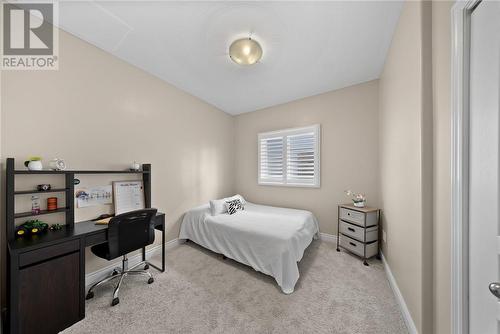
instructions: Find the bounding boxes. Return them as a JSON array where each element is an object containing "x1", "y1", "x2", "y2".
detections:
[{"x1": 179, "y1": 202, "x2": 319, "y2": 294}]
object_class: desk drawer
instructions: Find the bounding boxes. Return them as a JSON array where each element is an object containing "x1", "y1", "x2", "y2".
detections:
[
  {"x1": 85, "y1": 232, "x2": 107, "y2": 247},
  {"x1": 19, "y1": 239, "x2": 80, "y2": 267},
  {"x1": 340, "y1": 220, "x2": 378, "y2": 243},
  {"x1": 339, "y1": 208, "x2": 365, "y2": 226}
]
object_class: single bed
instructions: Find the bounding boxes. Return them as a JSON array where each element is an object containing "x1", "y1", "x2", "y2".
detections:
[{"x1": 179, "y1": 202, "x2": 320, "y2": 294}]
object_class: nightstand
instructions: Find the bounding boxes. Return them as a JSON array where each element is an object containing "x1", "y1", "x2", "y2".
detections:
[{"x1": 336, "y1": 204, "x2": 380, "y2": 266}]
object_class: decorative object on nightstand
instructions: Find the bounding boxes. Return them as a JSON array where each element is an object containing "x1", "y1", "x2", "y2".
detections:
[
  {"x1": 336, "y1": 203, "x2": 380, "y2": 266},
  {"x1": 344, "y1": 189, "x2": 366, "y2": 208}
]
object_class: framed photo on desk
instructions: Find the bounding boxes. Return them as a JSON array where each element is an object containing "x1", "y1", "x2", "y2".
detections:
[{"x1": 112, "y1": 180, "x2": 145, "y2": 215}]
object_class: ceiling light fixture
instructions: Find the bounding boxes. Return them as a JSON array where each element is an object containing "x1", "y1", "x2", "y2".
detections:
[{"x1": 229, "y1": 37, "x2": 263, "y2": 65}]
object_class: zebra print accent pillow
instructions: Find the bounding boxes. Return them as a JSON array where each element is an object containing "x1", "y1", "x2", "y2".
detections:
[{"x1": 225, "y1": 199, "x2": 244, "y2": 215}]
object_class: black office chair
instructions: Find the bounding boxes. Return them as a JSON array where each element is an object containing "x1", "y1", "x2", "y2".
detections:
[{"x1": 85, "y1": 208, "x2": 158, "y2": 306}]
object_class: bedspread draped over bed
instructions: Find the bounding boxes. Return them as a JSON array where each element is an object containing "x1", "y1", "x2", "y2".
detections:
[{"x1": 179, "y1": 202, "x2": 320, "y2": 294}]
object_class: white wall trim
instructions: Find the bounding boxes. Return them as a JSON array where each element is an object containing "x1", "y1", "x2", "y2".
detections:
[
  {"x1": 85, "y1": 238, "x2": 180, "y2": 288},
  {"x1": 319, "y1": 232, "x2": 337, "y2": 243},
  {"x1": 451, "y1": 1, "x2": 481, "y2": 333},
  {"x1": 380, "y1": 252, "x2": 418, "y2": 334}
]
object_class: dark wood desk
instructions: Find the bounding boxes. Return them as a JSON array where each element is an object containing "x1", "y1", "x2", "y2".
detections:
[
  {"x1": 74, "y1": 213, "x2": 166, "y2": 272},
  {"x1": 7, "y1": 213, "x2": 165, "y2": 334}
]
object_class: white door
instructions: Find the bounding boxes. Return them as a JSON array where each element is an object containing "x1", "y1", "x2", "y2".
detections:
[{"x1": 469, "y1": 1, "x2": 500, "y2": 333}]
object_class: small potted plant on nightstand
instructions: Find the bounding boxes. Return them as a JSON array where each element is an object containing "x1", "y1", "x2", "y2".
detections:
[{"x1": 344, "y1": 190, "x2": 366, "y2": 208}]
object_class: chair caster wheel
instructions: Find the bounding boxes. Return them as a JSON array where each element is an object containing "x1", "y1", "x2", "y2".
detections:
[
  {"x1": 85, "y1": 291, "x2": 94, "y2": 300},
  {"x1": 336, "y1": 248, "x2": 340, "y2": 252},
  {"x1": 111, "y1": 297, "x2": 119, "y2": 306},
  {"x1": 363, "y1": 261, "x2": 369, "y2": 266},
  {"x1": 144, "y1": 264, "x2": 149, "y2": 270},
  {"x1": 148, "y1": 277, "x2": 154, "y2": 284},
  {"x1": 112, "y1": 270, "x2": 119, "y2": 276}
]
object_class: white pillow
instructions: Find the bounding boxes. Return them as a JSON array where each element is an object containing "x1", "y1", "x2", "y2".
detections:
[
  {"x1": 209, "y1": 194, "x2": 246, "y2": 216},
  {"x1": 209, "y1": 199, "x2": 226, "y2": 216}
]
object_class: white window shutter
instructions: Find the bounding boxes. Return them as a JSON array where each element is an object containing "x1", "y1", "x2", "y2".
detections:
[
  {"x1": 258, "y1": 125, "x2": 320, "y2": 187},
  {"x1": 259, "y1": 136, "x2": 284, "y2": 183},
  {"x1": 287, "y1": 132, "x2": 316, "y2": 184}
]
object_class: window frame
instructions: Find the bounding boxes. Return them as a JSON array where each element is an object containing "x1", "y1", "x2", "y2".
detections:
[{"x1": 258, "y1": 124, "x2": 321, "y2": 188}]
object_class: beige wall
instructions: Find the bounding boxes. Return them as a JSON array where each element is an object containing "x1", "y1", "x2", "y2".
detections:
[
  {"x1": 421, "y1": 1, "x2": 434, "y2": 332},
  {"x1": 378, "y1": 1, "x2": 433, "y2": 332},
  {"x1": 234, "y1": 80, "x2": 380, "y2": 236},
  {"x1": 379, "y1": 2, "x2": 453, "y2": 333},
  {"x1": 1, "y1": 29, "x2": 235, "y2": 272},
  {"x1": 432, "y1": 1, "x2": 453, "y2": 333}
]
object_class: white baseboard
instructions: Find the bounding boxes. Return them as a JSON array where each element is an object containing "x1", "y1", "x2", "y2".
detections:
[
  {"x1": 323, "y1": 235, "x2": 415, "y2": 333},
  {"x1": 319, "y1": 232, "x2": 337, "y2": 243},
  {"x1": 380, "y1": 252, "x2": 418, "y2": 334},
  {"x1": 85, "y1": 238, "x2": 180, "y2": 288}
]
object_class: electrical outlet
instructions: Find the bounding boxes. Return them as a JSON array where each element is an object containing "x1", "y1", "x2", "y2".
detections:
[{"x1": 382, "y1": 230, "x2": 387, "y2": 243}]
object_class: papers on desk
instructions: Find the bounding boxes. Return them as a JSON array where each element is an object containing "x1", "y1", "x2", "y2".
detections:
[
  {"x1": 112, "y1": 180, "x2": 145, "y2": 215},
  {"x1": 95, "y1": 217, "x2": 112, "y2": 225}
]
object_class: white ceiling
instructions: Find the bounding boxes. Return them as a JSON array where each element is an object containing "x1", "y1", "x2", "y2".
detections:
[{"x1": 58, "y1": 1, "x2": 403, "y2": 115}]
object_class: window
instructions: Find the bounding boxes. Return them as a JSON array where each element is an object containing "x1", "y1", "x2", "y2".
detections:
[{"x1": 258, "y1": 124, "x2": 320, "y2": 187}]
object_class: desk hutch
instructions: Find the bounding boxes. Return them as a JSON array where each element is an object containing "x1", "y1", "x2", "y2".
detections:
[{"x1": 5, "y1": 158, "x2": 165, "y2": 334}]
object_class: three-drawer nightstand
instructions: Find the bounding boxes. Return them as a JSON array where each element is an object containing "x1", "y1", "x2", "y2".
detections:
[{"x1": 336, "y1": 204, "x2": 380, "y2": 266}]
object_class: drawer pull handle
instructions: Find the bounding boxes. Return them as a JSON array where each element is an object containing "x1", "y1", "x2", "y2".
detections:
[
  {"x1": 347, "y1": 227, "x2": 355, "y2": 232},
  {"x1": 349, "y1": 242, "x2": 357, "y2": 247}
]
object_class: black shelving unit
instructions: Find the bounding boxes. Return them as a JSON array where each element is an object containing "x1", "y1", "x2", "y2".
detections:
[
  {"x1": 14, "y1": 207, "x2": 69, "y2": 219},
  {"x1": 6, "y1": 158, "x2": 75, "y2": 241},
  {"x1": 5, "y1": 158, "x2": 152, "y2": 242},
  {"x1": 14, "y1": 188, "x2": 68, "y2": 195},
  {"x1": 13, "y1": 169, "x2": 151, "y2": 174},
  {"x1": 5, "y1": 157, "x2": 155, "y2": 334}
]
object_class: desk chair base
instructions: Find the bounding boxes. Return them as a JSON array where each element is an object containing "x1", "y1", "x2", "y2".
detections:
[{"x1": 85, "y1": 254, "x2": 153, "y2": 306}]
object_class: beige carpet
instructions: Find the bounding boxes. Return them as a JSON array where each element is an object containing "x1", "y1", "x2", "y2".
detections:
[{"x1": 63, "y1": 240, "x2": 408, "y2": 334}]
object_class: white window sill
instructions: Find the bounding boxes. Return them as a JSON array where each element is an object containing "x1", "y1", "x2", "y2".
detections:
[{"x1": 258, "y1": 181, "x2": 320, "y2": 188}]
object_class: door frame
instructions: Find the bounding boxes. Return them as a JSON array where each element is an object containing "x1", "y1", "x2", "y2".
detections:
[{"x1": 451, "y1": 1, "x2": 481, "y2": 333}]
